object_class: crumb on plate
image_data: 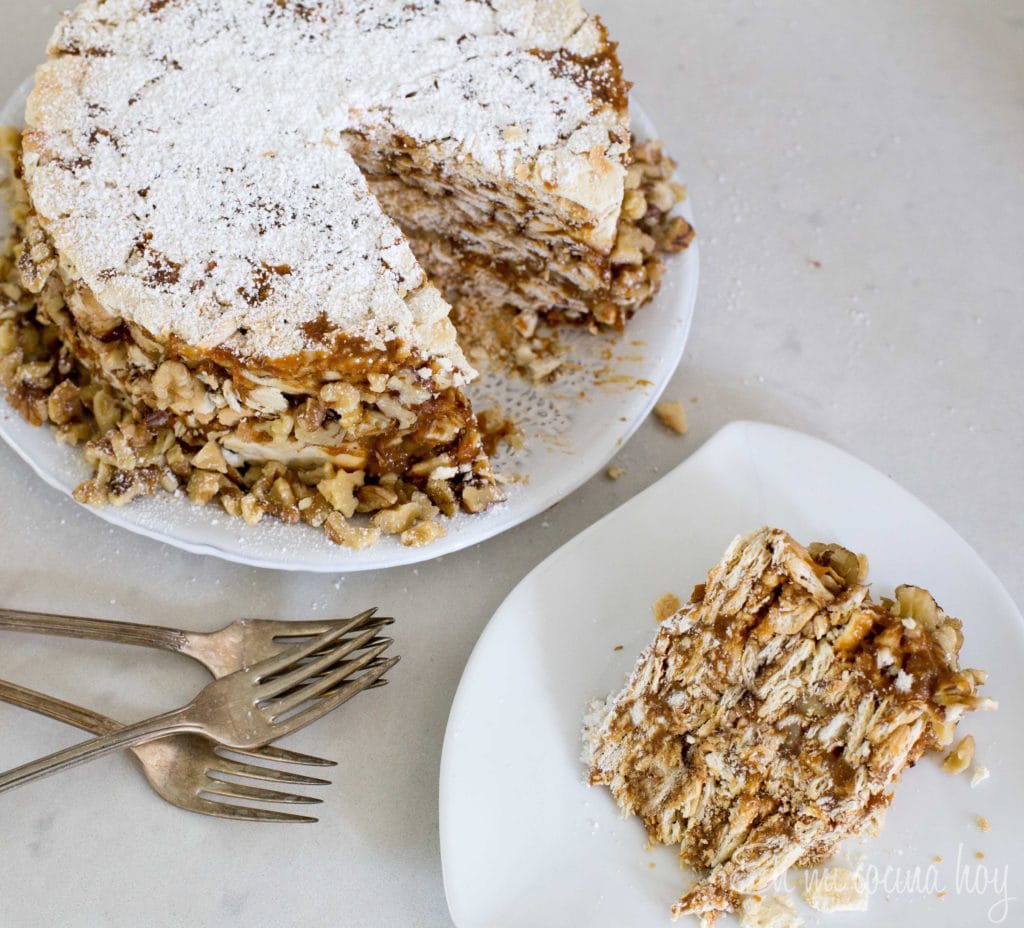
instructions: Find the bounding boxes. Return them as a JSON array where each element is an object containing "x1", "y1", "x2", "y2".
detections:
[
  {"x1": 739, "y1": 892, "x2": 804, "y2": 928},
  {"x1": 801, "y1": 867, "x2": 869, "y2": 913}
]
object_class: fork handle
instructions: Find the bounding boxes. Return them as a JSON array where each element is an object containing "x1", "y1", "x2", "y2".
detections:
[
  {"x1": 0, "y1": 679, "x2": 120, "y2": 737},
  {"x1": 0, "y1": 608, "x2": 188, "y2": 653},
  {"x1": 0, "y1": 707, "x2": 196, "y2": 794}
]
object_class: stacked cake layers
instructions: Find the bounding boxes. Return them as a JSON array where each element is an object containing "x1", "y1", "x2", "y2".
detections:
[
  {"x1": 1, "y1": 0, "x2": 691, "y2": 546},
  {"x1": 584, "y1": 528, "x2": 992, "y2": 924}
]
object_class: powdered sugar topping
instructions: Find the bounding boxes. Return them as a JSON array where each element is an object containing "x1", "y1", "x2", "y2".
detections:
[{"x1": 22, "y1": 0, "x2": 627, "y2": 360}]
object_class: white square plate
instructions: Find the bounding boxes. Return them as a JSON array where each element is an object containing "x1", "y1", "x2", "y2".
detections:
[{"x1": 440, "y1": 421, "x2": 1022, "y2": 927}]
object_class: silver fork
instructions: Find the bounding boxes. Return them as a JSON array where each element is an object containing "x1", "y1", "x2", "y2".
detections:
[
  {"x1": 0, "y1": 678, "x2": 335, "y2": 823},
  {"x1": 0, "y1": 623, "x2": 399, "y2": 794},
  {"x1": 0, "y1": 607, "x2": 393, "y2": 678}
]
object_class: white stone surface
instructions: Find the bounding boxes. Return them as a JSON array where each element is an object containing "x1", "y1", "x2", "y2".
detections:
[{"x1": 0, "y1": 2, "x2": 1021, "y2": 926}]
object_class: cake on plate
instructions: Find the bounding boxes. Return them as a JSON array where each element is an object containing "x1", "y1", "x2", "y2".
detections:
[
  {"x1": 0, "y1": 0, "x2": 692, "y2": 548},
  {"x1": 583, "y1": 527, "x2": 993, "y2": 924}
]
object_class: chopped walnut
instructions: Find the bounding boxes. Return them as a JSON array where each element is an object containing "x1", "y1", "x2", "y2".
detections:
[
  {"x1": 269, "y1": 476, "x2": 297, "y2": 510},
  {"x1": 298, "y1": 397, "x2": 327, "y2": 432},
  {"x1": 86, "y1": 388, "x2": 116, "y2": 432},
  {"x1": 654, "y1": 400, "x2": 688, "y2": 435},
  {"x1": 355, "y1": 483, "x2": 400, "y2": 513},
  {"x1": 324, "y1": 513, "x2": 381, "y2": 550},
  {"x1": 607, "y1": 465, "x2": 625, "y2": 480},
  {"x1": 246, "y1": 385, "x2": 289, "y2": 414},
  {"x1": 187, "y1": 470, "x2": 223, "y2": 506},
  {"x1": 621, "y1": 189, "x2": 647, "y2": 221},
  {"x1": 152, "y1": 360, "x2": 203, "y2": 414},
  {"x1": 366, "y1": 372, "x2": 388, "y2": 393},
  {"x1": 317, "y1": 468, "x2": 365, "y2": 518},
  {"x1": 239, "y1": 494, "x2": 265, "y2": 525},
  {"x1": 400, "y1": 519, "x2": 446, "y2": 547},
  {"x1": 73, "y1": 476, "x2": 108, "y2": 506},
  {"x1": 375, "y1": 394, "x2": 418, "y2": 430},
  {"x1": 46, "y1": 380, "x2": 82, "y2": 425},
  {"x1": 299, "y1": 492, "x2": 333, "y2": 528},
  {"x1": 610, "y1": 224, "x2": 656, "y2": 267},
  {"x1": 942, "y1": 735, "x2": 976, "y2": 775},
  {"x1": 461, "y1": 482, "x2": 507, "y2": 513},
  {"x1": 191, "y1": 440, "x2": 228, "y2": 474},
  {"x1": 165, "y1": 444, "x2": 190, "y2": 478},
  {"x1": 425, "y1": 477, "x2": 458, "y2": 517},
  {"x1": 371, "y1": 495, "x2": 438, "y2": 534},
  {"x1": 320, "y1": 381, "x2": 360, "y2": 413}
]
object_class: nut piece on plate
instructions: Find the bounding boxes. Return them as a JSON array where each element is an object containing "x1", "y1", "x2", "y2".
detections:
[
  {"x1": 942, "y1": 734, "x2": 976, "y2": 775},
  {"x1": 738, "y1": 893, "x2": 804, "y2": 928},
  {"x1": 582, "y1": 527, "x2": 993, "y2": 925}
]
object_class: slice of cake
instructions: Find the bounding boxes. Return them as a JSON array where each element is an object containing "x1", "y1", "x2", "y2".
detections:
[
  {"x1": 583, "y1": 528, "x2": 993, "y2": 924},
  {"x1": 0, "y1": 0, "x2": 691, "y2": 547}
]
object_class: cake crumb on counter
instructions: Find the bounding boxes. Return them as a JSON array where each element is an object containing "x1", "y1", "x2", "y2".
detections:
[{"x1": 654, "y1": 400, "x2": 688, "y2": 435}]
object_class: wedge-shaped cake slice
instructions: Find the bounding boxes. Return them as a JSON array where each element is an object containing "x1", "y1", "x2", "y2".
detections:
[{"x1": 584, "y1": 527, "x2": 992, "y2": 925}]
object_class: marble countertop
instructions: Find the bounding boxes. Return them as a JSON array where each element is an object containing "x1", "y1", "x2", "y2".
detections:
[{"x1": 1, "y1": 2, "x2": 1021, "y2": 926}]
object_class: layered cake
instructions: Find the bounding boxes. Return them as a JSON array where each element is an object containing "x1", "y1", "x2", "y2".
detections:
[
  {"x1": 583, "y1": 528, "x2": 993, "y2": 924},
  {"x1": 0, "y1": 0, "x2": 692, "y2": 547}
]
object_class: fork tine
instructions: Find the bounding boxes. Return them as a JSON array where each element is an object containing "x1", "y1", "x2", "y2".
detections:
[
  {"x1": 315, "y1": 665, "x2": 392, "y2": 698},
  {"x1": 203, "y1": 778, "x2": 323, "y2": 805},
  {"x1": 270, "y1": 616, "x2": 394, "y2": 640},
  {"x1": 218, "y1": 744, "x2": 337, "y2": 768},
  {"x1": 267, "y1": 642, "x2": 394, "y2": 719},
  {"x1": 192, "y1": 797, "x2": 319, "y2": 823},
  {"x1": 251, "y1": 612, "x2": 376, "y2": 678},
  {"x1": 259, "y1": 628, "x2": 391, "y2": 698},
  {"x1": 283, "y1": 656, "x2": 399, "y2": 729},
  {"x1": 289, "y1": 632, "x2": 390, "y2": 666},
  {"x1": 208, "y1": 755, "x2": 332, "y2": 786}
]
